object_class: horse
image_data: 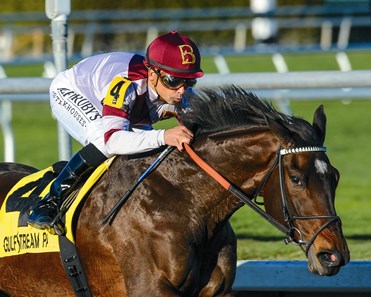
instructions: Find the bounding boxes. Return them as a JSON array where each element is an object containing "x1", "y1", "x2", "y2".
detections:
[{"x1": 0, "y1": 86, "x2": 349, "y2": 297}]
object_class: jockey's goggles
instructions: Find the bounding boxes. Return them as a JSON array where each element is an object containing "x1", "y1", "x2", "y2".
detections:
[{"x1": 154, "y1": 68, "x2": 197, "y2": 90}]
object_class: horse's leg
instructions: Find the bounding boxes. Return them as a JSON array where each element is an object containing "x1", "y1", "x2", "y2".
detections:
[
  {"x1": 76, "y1": 225, "x2": 128, "y2": 296},
  {"x1": 199, "y1": 223, "x2": 237, "y2": 297}
]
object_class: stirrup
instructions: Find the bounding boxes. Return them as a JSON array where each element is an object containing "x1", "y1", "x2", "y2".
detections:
[
  {"x1": 50, "y1": 210, "x2": 67, "y2": 236},
  {"x1": 50, "y1": 188, "x2": 81, "y2": 236},
  {"x1": 28, "y1": 214, "x2": 66, "y2": 236},
  {"x1": 51, "y1": 220, "x2": 66, "y2": 236}
]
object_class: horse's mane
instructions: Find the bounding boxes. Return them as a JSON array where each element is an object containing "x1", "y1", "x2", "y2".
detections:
[{"x1": 176, "y1": 85, "x2": 320, "y2": 144}]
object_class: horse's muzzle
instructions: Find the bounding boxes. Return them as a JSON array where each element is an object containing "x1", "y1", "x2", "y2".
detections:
[{"x1": 309, "y1": 249, "x2": 350, "y2": 276}]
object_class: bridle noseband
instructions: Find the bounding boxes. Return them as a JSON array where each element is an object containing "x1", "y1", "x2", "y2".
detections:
[{"x1": 184, "y1": 144, "x2": 341, "y2": 256}]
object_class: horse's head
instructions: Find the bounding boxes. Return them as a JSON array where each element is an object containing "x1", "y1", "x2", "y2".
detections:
[{"x1": 263, "y1": 105, "x2": 350, "y2": 276}]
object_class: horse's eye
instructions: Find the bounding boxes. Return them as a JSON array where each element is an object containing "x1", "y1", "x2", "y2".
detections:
[{"x1": 290, "y1": 175, "x2": 302, "y2": 186}]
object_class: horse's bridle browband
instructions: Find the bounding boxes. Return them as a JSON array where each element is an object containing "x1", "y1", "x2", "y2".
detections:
[
  {"x1": 280, "y1": 146, "x2": 327, "y2": 155},
  {"x1": 184, "y1": 143, "x2": 340, "y2": 255}
]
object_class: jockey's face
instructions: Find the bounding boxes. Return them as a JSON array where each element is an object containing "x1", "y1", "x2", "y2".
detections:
[{"x1": 148, "y1": 68, "x2": 191, "y2": 105}]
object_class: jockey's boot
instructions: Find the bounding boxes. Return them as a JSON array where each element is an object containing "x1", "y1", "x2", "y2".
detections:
[{"x1": 27, "y1": 143, "x2": 107, "y2": 235}]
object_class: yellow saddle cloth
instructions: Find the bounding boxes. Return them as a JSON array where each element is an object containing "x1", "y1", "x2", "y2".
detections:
[{"x1": 0, "y1": 158, "x2": 114, "y2": 258}]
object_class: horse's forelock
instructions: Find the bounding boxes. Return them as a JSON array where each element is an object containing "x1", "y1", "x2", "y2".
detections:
[{"x1": 177, "y1": 86, "x2": 321, "y2": 145}]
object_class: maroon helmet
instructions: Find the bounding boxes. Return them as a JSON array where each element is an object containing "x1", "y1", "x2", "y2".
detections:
[{"x1": 145, "y1": 30, "x2": 204, "y2": 79}]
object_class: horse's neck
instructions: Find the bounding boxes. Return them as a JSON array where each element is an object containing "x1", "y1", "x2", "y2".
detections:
[
  {"x1": 102, "y1": 129, "x2": 279, "y2": 239},
  {"x1": 187, "y1": 129, "x2": 278, "y2": 234},
  {"x1": 199, "y1": 129, "x2": 278, "y2": 187}
]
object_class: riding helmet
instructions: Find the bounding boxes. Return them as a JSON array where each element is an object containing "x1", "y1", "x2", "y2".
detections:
[{"x1": 145, "y1": 30, "x2": 204, "y2": 79}]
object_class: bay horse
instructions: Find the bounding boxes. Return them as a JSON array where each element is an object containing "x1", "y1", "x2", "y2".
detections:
[{"x1": 0, "y1": 86, "x2": 349, "y2": 296}]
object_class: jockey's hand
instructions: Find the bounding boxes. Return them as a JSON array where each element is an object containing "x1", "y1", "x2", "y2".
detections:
[{"x1": 164, "y1": 126, "x2": 193, "y2": 151}]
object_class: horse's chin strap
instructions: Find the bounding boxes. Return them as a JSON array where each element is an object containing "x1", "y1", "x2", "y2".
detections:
[{"x1": 183, "y1": 143, "x2": 340, "y2": 255}]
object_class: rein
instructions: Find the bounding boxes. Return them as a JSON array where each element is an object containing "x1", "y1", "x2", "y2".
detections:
[
  {"x1": 102, "y1": 146, "x2": 175, "y2": 225},
  {"x1": 183, "y1": 143, "x2": 340, "y2": 255}
]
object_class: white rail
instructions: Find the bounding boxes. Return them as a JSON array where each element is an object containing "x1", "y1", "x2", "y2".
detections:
[
  {"x1": 1, "y1": 70, "x2": 371, "y2": 92},
  {"x1": 201, "y1": 70, "x2": 371, "y2": 89}
]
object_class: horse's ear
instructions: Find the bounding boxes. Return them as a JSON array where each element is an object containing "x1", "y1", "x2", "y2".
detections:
[
  {"x1": 265, "y1": 116, "x2": 294, "y2": 148},
  {"x1": 312, "y1": 105, "x2": 326, "y2": 146}
]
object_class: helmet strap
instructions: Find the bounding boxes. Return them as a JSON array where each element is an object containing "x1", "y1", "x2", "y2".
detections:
[
  {"x1": 148, "y1": 67, "x2": 163, "y2": 101},
  {"x1": 154, "y1": 71, "x2": 160, "y2": 89}
]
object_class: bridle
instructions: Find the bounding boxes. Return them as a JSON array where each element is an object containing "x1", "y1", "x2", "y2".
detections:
[
  {"x1": 184, "y1": 143, "x2": 341, "y2": 255},
  {"x1": 277, "y1": 147, "x2": 340, "y2": 254}
]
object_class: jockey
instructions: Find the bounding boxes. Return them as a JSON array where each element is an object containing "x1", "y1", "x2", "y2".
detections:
[{"x1": 27, "y1": 30, "x2": 204, "y2": 235}]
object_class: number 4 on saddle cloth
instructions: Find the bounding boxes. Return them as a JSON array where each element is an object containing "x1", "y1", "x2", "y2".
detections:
[{"x1": 0, "y1": 158, "x2": 114, "y2": 258}]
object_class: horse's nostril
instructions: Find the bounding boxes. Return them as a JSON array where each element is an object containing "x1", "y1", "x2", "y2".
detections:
[{"x1": 317, "y1": 251, "x2": 341, "y2": 267}]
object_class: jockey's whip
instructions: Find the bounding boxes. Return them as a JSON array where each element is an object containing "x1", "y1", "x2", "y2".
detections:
[{"x1": 102, "y1": 145, "x2": 175, "y2": 225}]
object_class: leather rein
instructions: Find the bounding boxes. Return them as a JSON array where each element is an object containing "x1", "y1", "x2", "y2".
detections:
[{"x1": 184, "y1": 143, "x2": 340, "y2": 255}]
